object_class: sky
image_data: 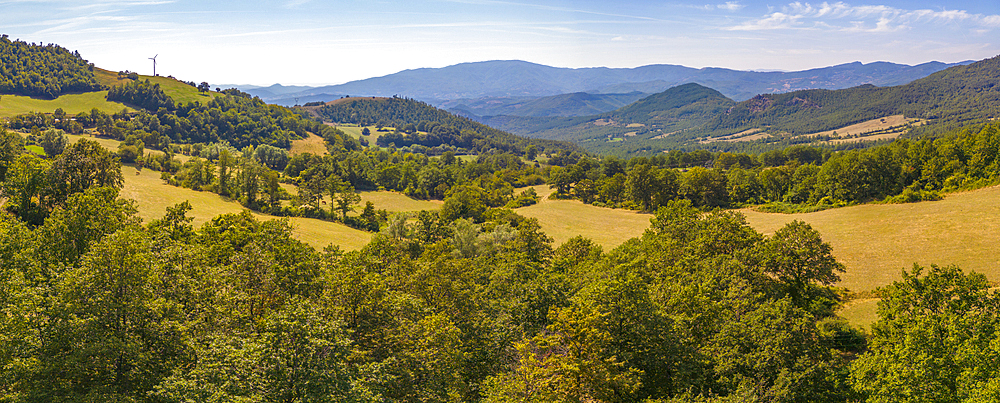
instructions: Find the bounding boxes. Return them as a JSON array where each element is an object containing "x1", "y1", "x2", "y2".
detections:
[{"x1": 2, "y1": 0, "x2": 999, "y2": 86}]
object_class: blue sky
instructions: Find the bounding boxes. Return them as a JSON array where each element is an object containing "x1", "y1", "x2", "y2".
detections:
[{"x1": 2, "y1": 0, "x2": 998, "y2": 86}]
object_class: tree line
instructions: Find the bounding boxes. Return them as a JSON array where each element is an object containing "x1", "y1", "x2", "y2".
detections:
[
  {"x1": 160, "y1": 142, "x2": 544, "y2": 230},
  {"x1": 551, "y1": 122, "x2": 1000, "y2": 212}
]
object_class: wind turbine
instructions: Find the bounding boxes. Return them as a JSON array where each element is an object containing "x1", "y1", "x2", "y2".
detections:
[{"x1": 149, "y1": 54, "x2": 158, "y2": 76}]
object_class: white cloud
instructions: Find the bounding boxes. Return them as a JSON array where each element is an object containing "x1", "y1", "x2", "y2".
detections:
[
  {"x1": 728, "y1": 12, "x2": 800, "y2": 30},
  {"x1": 727, "y1": 2, "x2": 1000, "y2": 33},
  {"x1": 718, "y1": 2, "x2": 744, "y2": 11}
]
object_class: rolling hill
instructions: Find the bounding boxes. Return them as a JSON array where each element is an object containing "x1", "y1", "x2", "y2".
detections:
[
  {"x1": 485, "y1": 54, "x2": 1000, "y2": 156},
  {"x1": 309, "y1": 96, "x2": 583, "y2": 156}
]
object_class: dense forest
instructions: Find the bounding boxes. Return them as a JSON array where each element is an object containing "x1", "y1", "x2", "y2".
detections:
[
  {"x1": 2, "y1": 124, "x2": 999, "y2": 401},
  {"x1": 315, "y1": 97, "x2": 582, "y2": 157},
  {"x1": 0, "y1": 35, "x2": 103, "y2": 98}
]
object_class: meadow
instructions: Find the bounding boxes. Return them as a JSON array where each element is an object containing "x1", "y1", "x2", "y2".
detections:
[
  {"x1": 0, "y1": 91, "x2": 129, "y2": 118},
  {"x1": 741, "y1": 186, "x2": 1000, "y2": 293},
  {"x1": 63, "y1": 132, "x2": 373, "y2": 250},
  {"x1": 515, "y1": 185, "x2": 652, "y2": 251},
  {"x1": 289, "y1": 132, "x2": 328, "y2": 156}
]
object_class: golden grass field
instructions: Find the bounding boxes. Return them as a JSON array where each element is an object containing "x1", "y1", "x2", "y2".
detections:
[
  {"x1": 122, "y1": 168, "x2": 372, "y2": 251},
  {"x1": 515, "y1": 185, "x2": 652, "y2": 251},
  {"x1": 741, "y1": 186, "x2": 1000, "y2": 293},
  {"x1": 289, "y1": 132, "x2": 328, "y2": 156},
  {"x1": 807, "y1": 115, "x2": 925, "y2": 144},
  {"x1": 63, "y1": 132, "x2": 373, "y2": 250}
]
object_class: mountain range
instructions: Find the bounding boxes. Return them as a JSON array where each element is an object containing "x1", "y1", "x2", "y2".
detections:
[{"x1": 231, "y1": 59, "x2": 972, "y2": 117}]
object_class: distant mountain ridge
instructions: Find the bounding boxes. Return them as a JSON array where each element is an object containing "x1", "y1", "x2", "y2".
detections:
[
  {"x1": 481, "y1": 54, "x2": 1000, "y2": 156},
  {"x1": 240, "y1": 59, "x2": 972, "y2": 112}
]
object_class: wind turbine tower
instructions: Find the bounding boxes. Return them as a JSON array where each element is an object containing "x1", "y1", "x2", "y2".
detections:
[{"x1": 149, "y1": 54, "x2": 158, "y2": 76}]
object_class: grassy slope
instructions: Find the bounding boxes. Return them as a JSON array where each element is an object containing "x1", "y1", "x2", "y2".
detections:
[
  {"x1": 0, "y1": 91, "x2": 129, "y2": 118},
  {"x1": 94, "y1": 68, "x2": 220, "y2": 105},
  {"x1": 741, "y1": 186, "x2": 1000, "y2": 293},
  {"x1": 289, "y1": 132, "x2": 328, "y2": 156},
  {"x1": 0, "y1": 69, "x2": 219, "y2": 120},
  {"x1": 515, "y1": 185, "x2": 651, "y2": 251},
  {"x1": 66, "y1": 134, "x2": 372, "y2": 251}
]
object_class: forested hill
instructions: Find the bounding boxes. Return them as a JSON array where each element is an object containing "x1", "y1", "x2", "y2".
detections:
[
  {"x1": 705, "y1": 54, "x2": 1000, "y2": 137},
  {"x1": 602, "y1": 83, "x2": 735, "y2": 124},
  {"x1": 313, "y1": 96, "x2": 582, "y2": 156},
  {"x1": 479, "y1": 83, "x2": 737, "y2": 152},
  {"x1": 0, "y1": 35, "x2": 103, "y2": 98}
]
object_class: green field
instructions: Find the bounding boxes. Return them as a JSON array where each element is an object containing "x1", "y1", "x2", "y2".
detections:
[
  {"x1": 0, "y1": 70, "x2": 218, "y2": 120},
  {"x1": 0, "y1": 91, "x2": 130, "y2": 118}
]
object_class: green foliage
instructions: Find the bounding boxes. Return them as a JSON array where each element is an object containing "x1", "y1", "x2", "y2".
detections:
[
  {"x1": 39, "y1": 128, "x2": 67, "y2": 156},
  {"x1": 106, "y1": 79, "x2": 175, "y2": 111},
  {"x1": 317, "y1": 96, "x2": 580, "y2": 156},
  {"x1": 852, "y1": 265, "x2": 1000, "y2": 402},
  {"x1": 0, "y1": 35, "x2": 103, "y2": 98}
]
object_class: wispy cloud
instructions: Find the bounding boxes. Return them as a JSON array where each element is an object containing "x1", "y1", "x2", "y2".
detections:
[
  {"x1": 717, "y1": 2, "x2": 744, "y2": 11},
  {"x1": 727, "y1": 2, "x2": 1000, "y2": 32},
  {"x1": 283, "y1": 0, "x2": 311, "y2": 9}
]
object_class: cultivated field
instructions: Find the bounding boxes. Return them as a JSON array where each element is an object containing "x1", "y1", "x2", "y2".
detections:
[
  {"x1": 806, "y1": 115, "x2": 925, "y2": 143},
  {"x1": 515, "y1": 185, "x2": 651, "y2": 251}
]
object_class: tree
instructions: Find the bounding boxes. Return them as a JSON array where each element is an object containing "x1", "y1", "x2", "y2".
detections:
[
  {"x1": 525, "y1": 144, "x2": 538, "y2": 160},
  {"x1": 27, "y1": 228, "x2": 186, "y2": 401},
  {"x1": 40, "y1": 128, "x2": 67, "y2": 156},
  {"x1": 1, "y1": 154, "x2": 49, "y2": 224},
  {"x1": 0, "y1": 129, "x2": 24, "y2": 182},
  {"x1": 39, "y1": 186, "x2": 141, "y2": 265},
  {"x1": 761, "y1": 220, "x2": 845, "y2": 307},
  {"x1": 335, "y1": 184, "x2": 361, "y2": 221},
  {"x1": 44, "y1": 139, "x2": 124, "y2": 208},
  {"x1": 217, "y1": 148, "x2": 234, "y2": 197},
  {"x1": 852, "y1": 265, "x2": 1000, "y2": 402},
  {"x1": 197, "y1": 81, "x2": 211, "y2": 92},
  {"x1": 626, "y1": 163, "x2": 655, "y2": 211}
]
